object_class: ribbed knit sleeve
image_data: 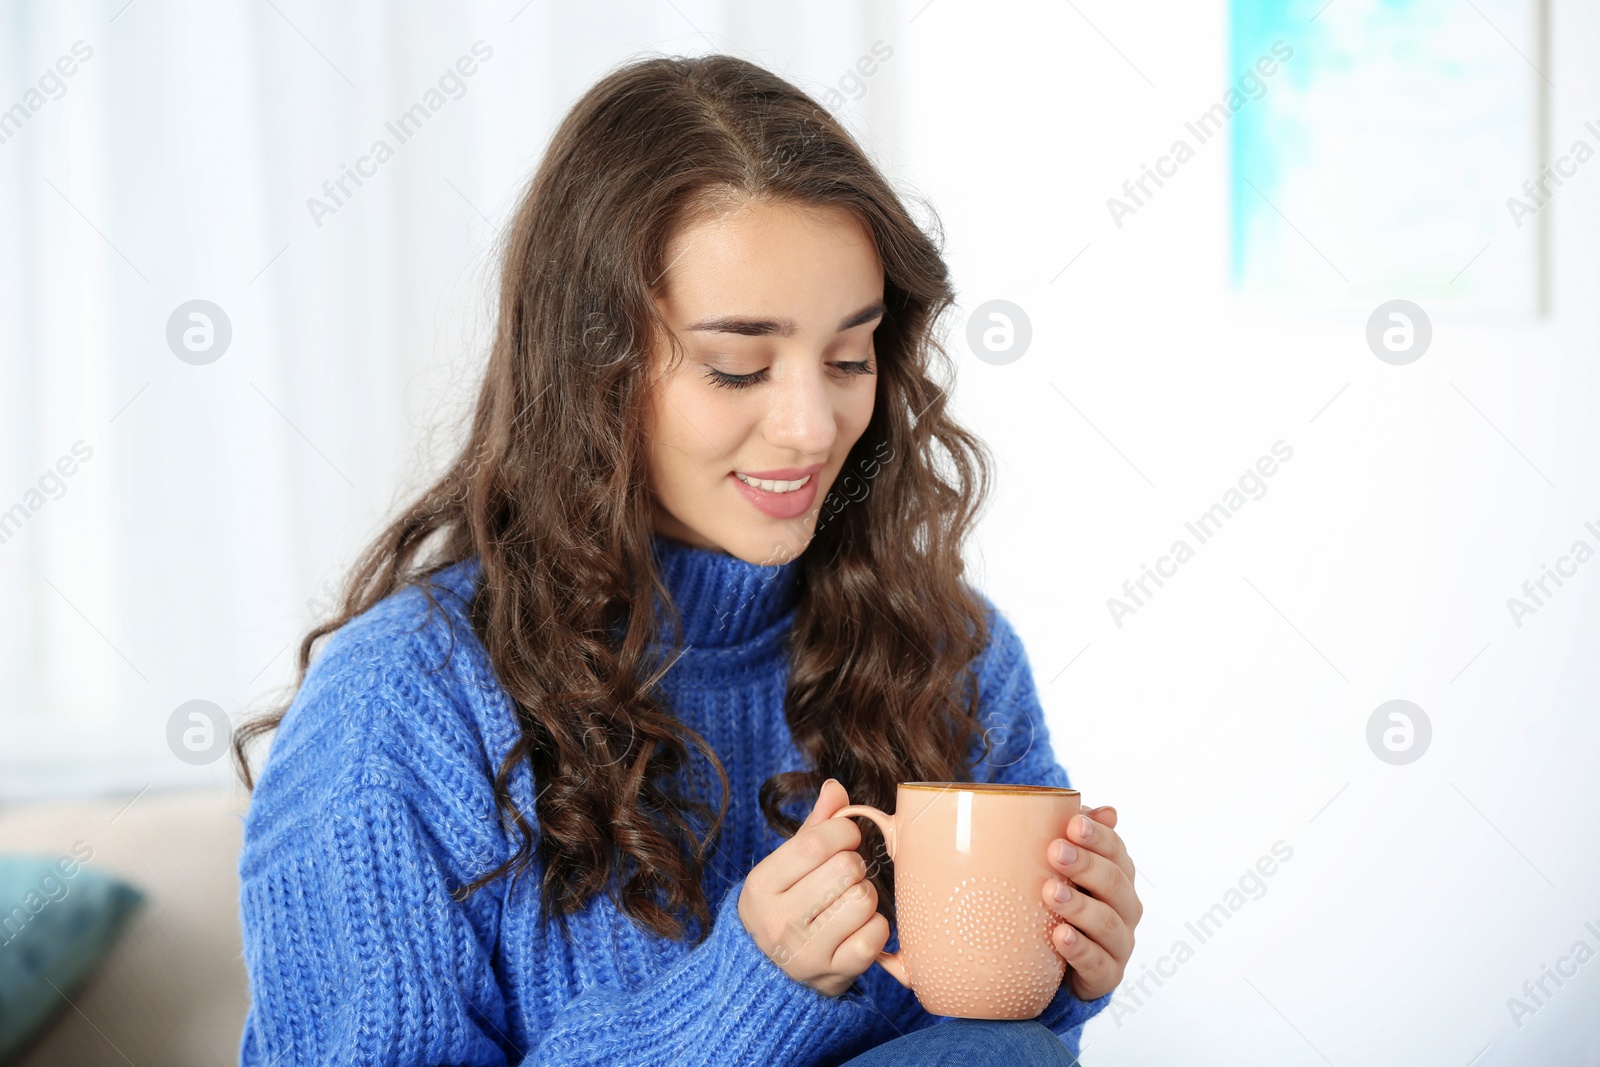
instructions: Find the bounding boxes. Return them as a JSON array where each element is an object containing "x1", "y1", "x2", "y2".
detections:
[
  {"x1": 241, "y1": 776, "x2": 880, "y2": 1066},
  {"x1": 240, "y1": 783, "x2": 521, "y2": 1065},
  {"x1": 532, "y1": 875, "x2": 880, "y2": 1065},
  {"x1": 968, "y1": 596, "x2": 1113, "y2": 1054}
]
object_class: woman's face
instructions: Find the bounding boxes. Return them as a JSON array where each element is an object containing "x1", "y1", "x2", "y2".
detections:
[{"x1": 646, "y1": 199, "x2": 883, "y2": 565}]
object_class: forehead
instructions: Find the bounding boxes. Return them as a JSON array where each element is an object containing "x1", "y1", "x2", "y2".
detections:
[{"x1": 653, "y1": 199, "x2": 882, "y2": 323}]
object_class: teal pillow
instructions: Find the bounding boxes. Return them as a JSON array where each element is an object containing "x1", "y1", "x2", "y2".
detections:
[{"x1": 0, "y1": 853, "x2": 144, "y2": 1064}]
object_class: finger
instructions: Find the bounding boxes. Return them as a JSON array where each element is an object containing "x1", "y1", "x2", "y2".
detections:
[
  {"x1": 788, "y1": 847, "x2": 871, "y2": 930},
  {"x1": 832, "y1": 911, "x2": 891, "y2": 976},
  {"x1": 764, "y1": 816, "x2": 862, "y2": 894},
  {"x1": 808, "y1": 873, "x2": 879, "y2": 951},
  {"x1": 801, "y1": 778, "x2": 850, "y2": 828},
  {"x1": 1066, "y1": 810, "x2": 1134, "y2": 883},
  {"x1": 1051, "y1": 921, "x2": 1121, "y2": 1002},
  {"x1": 1042, "y1": 876, "x2": 1133, "y2": 966},
  {"x1": 1047, "y1": 833, "x2": 1141, "y2": 930},
  {"x1": 1087, "y1": 805, "x2": 1117, "y2": 830}
]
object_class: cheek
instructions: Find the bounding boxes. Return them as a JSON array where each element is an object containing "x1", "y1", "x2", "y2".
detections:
[
  {"x1": 650, "y1": 380, "x2": 748, "y2": 486},
  {"x1": 841, "y1": 380, "x2": 877, "y2": 441}
]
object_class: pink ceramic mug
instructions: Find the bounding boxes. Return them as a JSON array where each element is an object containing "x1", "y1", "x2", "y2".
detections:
[{"x1": 833, "y1": 782, "x2": 1080, "y2": 1019}]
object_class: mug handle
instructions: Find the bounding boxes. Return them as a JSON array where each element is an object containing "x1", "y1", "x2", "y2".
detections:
[{"x1": 832, "y1": 804, "x2": 912, "y2": 989}]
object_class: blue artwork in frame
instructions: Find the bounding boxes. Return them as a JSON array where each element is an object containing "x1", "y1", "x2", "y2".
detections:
[{"x1": 1229, "y1": 0, "x2": 1543, "y2": 312}]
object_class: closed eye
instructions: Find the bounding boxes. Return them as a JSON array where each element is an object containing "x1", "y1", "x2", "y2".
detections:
[{"x1": 704, "y1": 358, "x2": 876, "y2": 391}]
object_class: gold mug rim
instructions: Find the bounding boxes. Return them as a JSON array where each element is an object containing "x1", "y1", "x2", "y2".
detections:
[{"x1": 897, "y1": 781, "x2": 1079, "y2": 796}]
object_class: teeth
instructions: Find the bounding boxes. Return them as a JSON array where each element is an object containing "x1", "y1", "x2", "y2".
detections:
[{"x1": 736, "y1": 472, "x2": 812, "y2": 493}]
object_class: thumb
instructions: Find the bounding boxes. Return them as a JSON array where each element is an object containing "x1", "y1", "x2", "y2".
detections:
[{"x1": 802, "y1": 778, "x2": 850, "y2": 827}]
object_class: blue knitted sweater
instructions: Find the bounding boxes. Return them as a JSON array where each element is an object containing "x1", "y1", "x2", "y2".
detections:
[{"x1": 237, "y1": 535, "x2": 1111, "y2": 1065}]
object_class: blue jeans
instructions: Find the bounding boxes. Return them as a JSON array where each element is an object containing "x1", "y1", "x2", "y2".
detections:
[{"x1": 837, "y1": 1018, "x2": 1081, "y2": 1067}]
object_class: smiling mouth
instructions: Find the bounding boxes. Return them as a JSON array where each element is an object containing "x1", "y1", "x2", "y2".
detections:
[{"x1": 733, "y1": 472, "x2": 813, "y2": 493}]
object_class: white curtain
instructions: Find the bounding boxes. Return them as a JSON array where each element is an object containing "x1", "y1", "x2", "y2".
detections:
[{"x1": 0, "y1": 0, "x2": 896, "y2": 799}]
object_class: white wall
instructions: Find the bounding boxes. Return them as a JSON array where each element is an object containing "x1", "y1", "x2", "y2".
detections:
[
  {"x1": 2, "y1": 1, "x2": 1596, "y2": 1063},
  {"x1": 932, "y1": 2, "x2": 1600, "y2": 1064}
]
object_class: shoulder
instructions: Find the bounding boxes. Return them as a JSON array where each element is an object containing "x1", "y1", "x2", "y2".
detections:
[
  {"x1": 965, "y1": 585, "x2": 1033, "y2": 684},
  {"x1": 247, "y1": 558, "x2": 515, "y2": 825}
]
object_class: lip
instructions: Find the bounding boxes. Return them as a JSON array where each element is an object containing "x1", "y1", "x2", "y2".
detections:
[
  {"x1": 728, "y1": 466, "x2": 823, "y2": 520},
  {"x1": 733, "y1": 462, "x2": 825, "y2": 480}
]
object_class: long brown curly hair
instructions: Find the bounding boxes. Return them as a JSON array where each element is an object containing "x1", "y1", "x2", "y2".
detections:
[{"x1": 231, "y1": 53, "x2": 1003, "y2": 947}]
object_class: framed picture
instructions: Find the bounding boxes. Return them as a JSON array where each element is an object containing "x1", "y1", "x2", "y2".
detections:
[{"x1": 1229, "y1": 0, "x2": 1547, "y2": 313}]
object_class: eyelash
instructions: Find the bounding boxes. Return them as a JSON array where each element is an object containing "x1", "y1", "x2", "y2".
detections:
[{"x1": 705, "y1": 359, "x2": 876, "y2": 390}]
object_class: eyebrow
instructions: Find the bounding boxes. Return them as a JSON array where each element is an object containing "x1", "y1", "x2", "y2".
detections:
[{"x1": 685, "y1": 299, "x2": 886, "y2": 337}]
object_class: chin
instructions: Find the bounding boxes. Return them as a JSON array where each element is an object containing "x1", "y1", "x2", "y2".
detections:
[{"x1": 719, "y1": 523, "x2": 814, "y2": 567}]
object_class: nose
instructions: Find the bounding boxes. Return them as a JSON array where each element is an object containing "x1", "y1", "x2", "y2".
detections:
[{"x1": 761, "y1": 359, "x2": 837, "y2": 457}]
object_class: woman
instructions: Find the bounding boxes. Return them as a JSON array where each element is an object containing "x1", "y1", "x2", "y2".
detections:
[{"x1": 232, "y1": 53, "x2": 1141, "y2": 1067}]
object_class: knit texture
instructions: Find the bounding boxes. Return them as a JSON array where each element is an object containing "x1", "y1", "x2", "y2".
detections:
[{"x1": 237, "y1": 535, "x2": 1111, "y2": 1065}]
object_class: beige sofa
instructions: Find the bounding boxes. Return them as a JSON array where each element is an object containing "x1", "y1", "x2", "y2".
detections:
[{"x1": 0, "y1": 785, "x2": 251, "y2": 1066}]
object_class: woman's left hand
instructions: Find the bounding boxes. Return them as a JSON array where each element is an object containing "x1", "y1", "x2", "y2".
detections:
[{"x1": 1042, "y1": 803, "x2": 1141, "y2": 1002}]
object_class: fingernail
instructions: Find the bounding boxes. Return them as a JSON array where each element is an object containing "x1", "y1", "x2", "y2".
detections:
[
  {"x1": 1053, "y1": 840, "x2": 1077, "y2": 866},
  {"x1": 1077, "y1": 814, "x2": 1094, "y2": 839},
  {"x1": 1053, "y1": 879, "x2": 1071, "y2": 903}
]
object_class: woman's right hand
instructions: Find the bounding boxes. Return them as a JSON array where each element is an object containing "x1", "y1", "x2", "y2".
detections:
[{"x1": 737, "y1": 778, "x2": 891, "y2": 997}]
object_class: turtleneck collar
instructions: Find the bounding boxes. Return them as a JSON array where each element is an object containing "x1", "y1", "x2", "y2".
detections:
[
  {"x1": 649, "y1": 533, "x2": 802, "y2": 649},
  {"x1": 432, "y1": 537, "x2": 803, "y2": 655}
]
